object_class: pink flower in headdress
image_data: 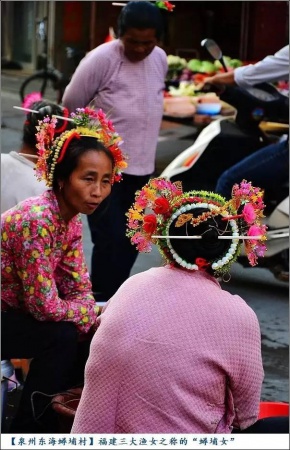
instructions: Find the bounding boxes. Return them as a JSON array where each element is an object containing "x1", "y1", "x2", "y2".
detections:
[
  {"x1": 255, "y1": 243, "x2": 267, "y2": 257},
  {"x1": 128, "y1": 219, "x2": 139, "y2": 230},
  {"x1": 242, "y1": 203, "x2": 256, "y2": 224},
  {"x1": 22, "y1": 92, "x2": 42, "y2": 109},
  {"x1": 248, "y1": 224, "x2": 264, "y2": 240},
  {"x1": 247, "y1": 250, "x2": 257, "y2": 267},
  {"x1": 132, "y1": 232, "x2": 152, "y2": 252}
]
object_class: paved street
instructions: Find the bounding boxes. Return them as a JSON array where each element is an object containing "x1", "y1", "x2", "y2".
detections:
[{"x1": 1, "y1": 72, "x2": 289, "y2": 403}]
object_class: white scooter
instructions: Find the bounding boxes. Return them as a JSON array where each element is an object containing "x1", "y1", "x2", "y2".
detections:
[{"x1": 161, "y1": 116, "x2": 289, "y2": 282}]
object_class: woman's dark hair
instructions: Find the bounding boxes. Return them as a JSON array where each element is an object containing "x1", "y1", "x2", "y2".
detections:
[
  {"x1": 23, "y1": 101, "x2": 70, "y2": 148},
  {"x1": 169, "y1": 208, "x2": 232, "y2": 275},
  {"x1": 117, "y1": 1, "x2": 164, "y2": 40},
  {"x1": 52, "y1": 136, "x2": 114, "y2": 190}
]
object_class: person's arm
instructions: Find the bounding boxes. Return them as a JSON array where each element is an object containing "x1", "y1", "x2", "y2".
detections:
[
  {"x1": 62, "y1": 47, "x2": 108, "y2": 112},
  {"x1": 234, "y1": 46, "x2": 289, "y2": 88},
  {"x1": 14, "y1": 219, "x2": 99, "y2": 333},
  {"x1": 203, "y1": 71, "x2": 236, "y2": 86},
  {"x1": 205, "y1": 45, "x2": 289, "y2": 89},
  {"x1": 229, "y1": 308, "x2": 264, "y2": 430}
]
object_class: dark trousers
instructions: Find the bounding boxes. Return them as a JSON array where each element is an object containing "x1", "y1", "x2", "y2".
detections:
[
  {"x1": 215, "y1": 139, "x2": 289, "y2": 199},
  {"x1": 2, "y1": 311, "x2": 90, "y2": 433},
  {"x1": 88, "y1": 173, "x2": 151, "y2": 301}
]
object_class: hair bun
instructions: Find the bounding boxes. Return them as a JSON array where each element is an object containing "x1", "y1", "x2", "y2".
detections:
[{"x1": 202, "y1": 227, "x2": 219, "y2": 244}]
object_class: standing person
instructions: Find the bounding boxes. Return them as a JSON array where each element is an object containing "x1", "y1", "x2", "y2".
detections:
[
  {"x1": 1, "y1": 96, "x2": 69, "y2": 213},
  {"x1": 1, "y1": 107, "x2": 126, "y2": 433},
  {"x1": 72, "y1": 177, "x2": 270, "y2": 433},
  {"x1": 62, "y1": 1, "x2": 172, "y2": 301},
  {"x1": 204, "y1": 45, "x2": 289, "y2": 200}
]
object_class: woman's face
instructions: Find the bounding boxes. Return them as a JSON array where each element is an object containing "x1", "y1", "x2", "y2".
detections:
[
  {"x1": 58, "y1": 150, "x2": 113, "y2": 222},
  {"x1": 121, "y1": 28, "x2": 157, "y2": 62}
]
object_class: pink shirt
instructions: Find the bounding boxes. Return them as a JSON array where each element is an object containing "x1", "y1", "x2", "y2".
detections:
[
  {"x1": 72, "y1": 267, "x2": 264, "y2": 433},
  {"x1": 62, "y1": 40, "x2": 168, "y2": 176},
  {"x1": 1, "y1": 190, "x2": 98, "y2": 334}
]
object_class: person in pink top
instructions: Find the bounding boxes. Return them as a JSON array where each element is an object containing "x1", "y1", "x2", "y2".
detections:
[
  {"x1": 72, "y1": 177, "x2": 273, "y2": 434},
  {"x1": 1, "y1": 108, "x2": 127, "y2": 433},
  {"x1": 62, "y1": 1, "x2": 171, "y2": 302}
]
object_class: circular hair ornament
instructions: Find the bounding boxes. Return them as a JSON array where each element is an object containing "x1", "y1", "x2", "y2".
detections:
[{"x1": 126, "y1": 177, "x2": 267, "y2": 276}]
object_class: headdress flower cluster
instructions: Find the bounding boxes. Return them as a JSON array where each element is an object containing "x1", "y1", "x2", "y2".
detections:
[
  {"x1": 22, "y1": 91, "x2": 43, "y2": 109},
  {"x1": 155, "y1": 1, "x2": 175, "y2": 12},
  {"x1": 35, "y1": 107, "x2": 127, "y2": 187},
  {"x1": 126, "y1": 178, "x2": 267, "y2": 275}
]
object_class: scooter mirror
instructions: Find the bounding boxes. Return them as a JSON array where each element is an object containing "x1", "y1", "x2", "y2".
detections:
[{"x1": 201, "y1": 38, "x2": 228, "y2": 73}]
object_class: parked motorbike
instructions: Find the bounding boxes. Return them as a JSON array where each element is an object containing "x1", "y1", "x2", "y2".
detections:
[{"x1": 161, "y1": 39, "x2": 289, "y2": 281}]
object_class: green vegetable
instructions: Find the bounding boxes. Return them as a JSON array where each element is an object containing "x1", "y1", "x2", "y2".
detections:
[
  {"x1": 199, "y1": 61, "x2": 216, "y2": 74},
  {"x1": 214, "y1": 56, "x2": 232, "y2": 69},
  {"x1": 187, "y1": 59, "x2": 202, "y2": 72},
  {"x1": 228, "y1": 59, "x2": 242, "y2": 68}
]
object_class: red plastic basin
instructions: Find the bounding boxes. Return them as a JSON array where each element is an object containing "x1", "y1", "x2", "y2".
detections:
[{"x1": 259, "y1": 401, "x2": 289, "y2": 419}]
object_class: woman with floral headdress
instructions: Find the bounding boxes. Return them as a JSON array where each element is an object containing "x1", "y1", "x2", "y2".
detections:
[
  {"x1": 1, "y1": 108, "x2": 127, "y2": 433},
  {"x1": 71, "y1": 177, "x2": 284, "y2": 434}
]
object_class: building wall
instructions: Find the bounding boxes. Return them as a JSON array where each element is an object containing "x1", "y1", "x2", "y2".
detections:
[{"x1": 2, "y1": 1, "x2": 289, "y2": 73}]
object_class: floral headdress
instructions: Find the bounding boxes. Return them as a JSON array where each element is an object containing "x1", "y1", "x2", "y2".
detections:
[
  {"x1": 113, "y1": 2, "x2": 175, "y2": 12},
  {"x1": 35, "y1": 107, "x2": 127, "y2": 187},
  {"x1": 22, "y1": 91, "x2": 43, "y2": 110},
  {"x1": 155, "y1": 1, "x2": 175, "y2": 12},
  {"x1": 126, "y1": 178, "x2": 267, "y2": 276}
]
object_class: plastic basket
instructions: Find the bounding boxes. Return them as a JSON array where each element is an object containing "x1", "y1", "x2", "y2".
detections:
[
  {"x1": 52, "y1": 388, "x2": 82, "y2": 432},
  {"x1": 259, "y1": 401, "x2": 289, "y2": 419}
]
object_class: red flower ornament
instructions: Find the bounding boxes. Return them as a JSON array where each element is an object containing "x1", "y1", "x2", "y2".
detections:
[
  {"x1": 143, "y1": 214, "x2": 157, "y2": 235},
  {"x1": 153, "y1": 197, "x2": 170, "y2": 214}
]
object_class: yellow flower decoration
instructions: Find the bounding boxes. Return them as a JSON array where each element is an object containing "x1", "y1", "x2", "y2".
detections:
[
  {"x1": 40, "y1": 228, "x2": 48, "y2": 237},
  {"x1": 23, "y1": 228, "x2": 30, "y2": 238},
  {"x1": 127, "y1": 209, "x2": 144, "y2": 221}
]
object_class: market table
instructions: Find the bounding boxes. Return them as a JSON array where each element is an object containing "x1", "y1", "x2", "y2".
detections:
[{"x1": 163, "y1": 95, "x2": 236, "y2": 128}]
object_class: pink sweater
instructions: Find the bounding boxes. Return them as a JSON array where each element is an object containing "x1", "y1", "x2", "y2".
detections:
[
  {"x1": 62, "y1": 40, "x2": 168, "y2": 176},
  {"x1": 72, "y1": 267, "x2": 264, "y2": 433}
]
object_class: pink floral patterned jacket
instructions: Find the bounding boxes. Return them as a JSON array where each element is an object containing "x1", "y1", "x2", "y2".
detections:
[{"x1": 1, "y1": 190, "x2": 98, "y2": 333}]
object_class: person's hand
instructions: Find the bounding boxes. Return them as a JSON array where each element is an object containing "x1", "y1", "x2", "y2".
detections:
[{"x1": 203, "y1": 71, "x2": 236, "y2": 87}]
